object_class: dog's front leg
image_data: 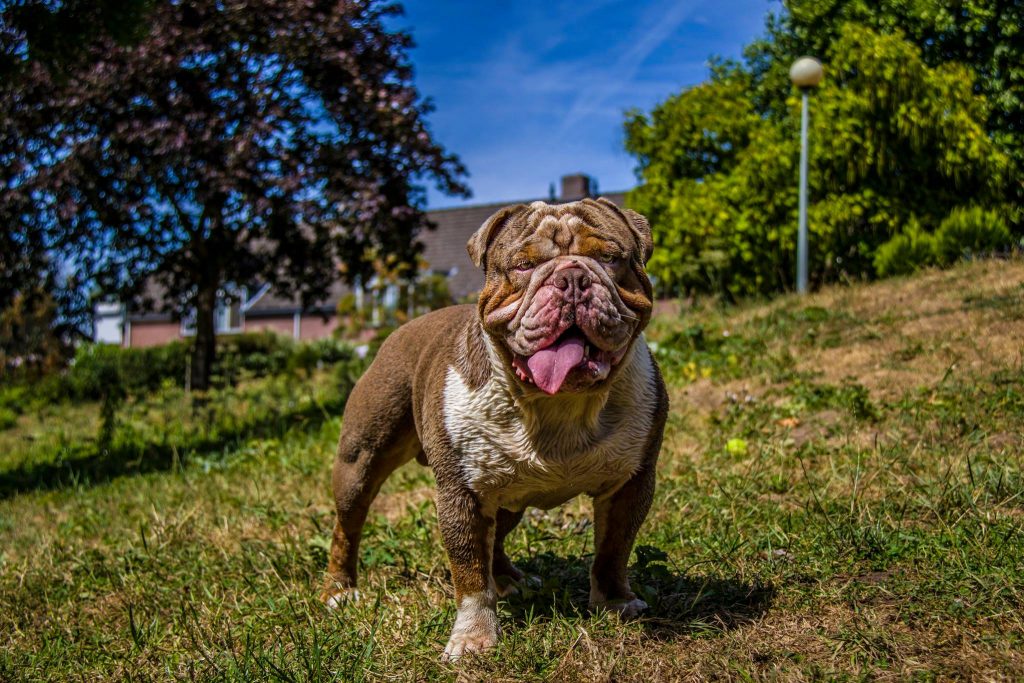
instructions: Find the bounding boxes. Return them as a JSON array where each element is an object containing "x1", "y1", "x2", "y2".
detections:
[
  {"x1": 436, "y1": 486, "x2": 499, "y2": 660},
  {"x1": 589, "y1": 460, "x2": 656, "y2": 618}
]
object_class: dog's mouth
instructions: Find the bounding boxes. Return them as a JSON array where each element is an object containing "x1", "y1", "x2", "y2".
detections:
[{"x1": 511, "y1": 326, "x2": 629, "y2": 395}]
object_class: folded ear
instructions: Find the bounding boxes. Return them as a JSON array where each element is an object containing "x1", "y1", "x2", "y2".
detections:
[
  {"x1": 595, "y1": 198, "x2": 653, "y2": 264},
  {"x1": 466, "y1": 204, "x2": 529, "y2": 270},
  {"x1": 623, "y1": 208, "x2": 653, "y2": 264}
]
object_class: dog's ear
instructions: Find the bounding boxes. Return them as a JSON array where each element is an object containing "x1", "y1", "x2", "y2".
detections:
[
  {"x1": 623, "y1": 208, "x2": 653, "y2": 264},
  {"x1": 595, "y1": 198, "x2": 653, "y2": 265},
  {"x1": 467, "y1": 204, "x2": 529, "y2": 270}
]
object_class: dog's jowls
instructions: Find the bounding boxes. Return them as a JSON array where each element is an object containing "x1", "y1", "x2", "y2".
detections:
[{"x1": 321, "y1": 198, "x2": 668, "y2": 659}]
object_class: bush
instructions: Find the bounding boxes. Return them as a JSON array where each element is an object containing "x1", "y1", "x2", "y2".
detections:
[
  {"x1": 0, "y1": 385, "x2": 27, "y2": 415},
  {"x1": 874, "y1": 220, "x2": 937, "y2": 277},
  {"x1": 32, "y1": 333, "x2": 360, "y2": 405},
  {"x1": 0, "y1": 406, "x2": 17, "y2": 431},
  {"x1": 933, "y1": 206, "x2": 1011, "y2": 265},
  {"x1": 65, "y1": 342, "x2": 189, "y2": 401}
]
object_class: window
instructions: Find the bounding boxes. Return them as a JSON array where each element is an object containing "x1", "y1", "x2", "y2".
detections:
[{"x1": 179, "y1": 288, "x2": 246, "y2": 336}]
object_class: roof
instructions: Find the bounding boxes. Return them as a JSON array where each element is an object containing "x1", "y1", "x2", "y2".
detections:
[
  {"x1": 243, "y1": 279, "x2": 351, "y2": 317},
  {"x1": 419, "y1": 191, "x2": 628, "y2": 300}
]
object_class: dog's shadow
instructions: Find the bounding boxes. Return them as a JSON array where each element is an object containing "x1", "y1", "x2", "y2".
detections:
[{"x1": 500, "y1": 548, "x2": 774, "y2": 638}]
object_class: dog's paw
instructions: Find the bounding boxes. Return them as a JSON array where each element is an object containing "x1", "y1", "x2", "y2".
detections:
[
  {"x1": 441, "y1": 595, "x2": 500, "y2": 661},
  {"x1": 321, "y1": 587, "x2": 361, "y2": 609},
  {"x1": 591, "y1": 597, "x2": 649, "y2": 619},
  {"x1": 441, "y1": 628, "x2": 498, "y2": 661}
]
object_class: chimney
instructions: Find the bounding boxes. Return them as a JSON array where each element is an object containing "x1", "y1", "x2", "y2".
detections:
[{"x1": 560, "y1": 173, "x2": 595, "y2": 202}]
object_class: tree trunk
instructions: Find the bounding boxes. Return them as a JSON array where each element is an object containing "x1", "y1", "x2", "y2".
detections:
[{"x1": 190, "y1": 283, "x2": 217, "y2": 392}]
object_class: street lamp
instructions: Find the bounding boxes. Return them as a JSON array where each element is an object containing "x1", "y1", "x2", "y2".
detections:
[{"x1": 789, "y1": 56, "x2": 823, "y2": 294}]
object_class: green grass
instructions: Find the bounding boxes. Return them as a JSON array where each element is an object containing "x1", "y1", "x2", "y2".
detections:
[{"x1": 2, "y1": 259, "x2": 1024, "y2": 680}]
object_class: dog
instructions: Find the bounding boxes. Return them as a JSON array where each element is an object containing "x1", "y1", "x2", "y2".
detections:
[{"x1": 321, "y1": 198, "x2": 667, "y2": 659}]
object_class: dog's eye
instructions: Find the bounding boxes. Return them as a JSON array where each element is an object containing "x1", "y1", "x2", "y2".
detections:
[
  {"x1": 600, "y1": 253, "x2": 621, "y2": 265},
  {"x1": 513, "y1": 261, "x2": 534, "y2": 272}
]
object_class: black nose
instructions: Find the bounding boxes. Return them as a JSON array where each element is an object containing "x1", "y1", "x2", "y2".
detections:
[{"x1": 552, "y1": 267, "x2": 592, "y2": 294}]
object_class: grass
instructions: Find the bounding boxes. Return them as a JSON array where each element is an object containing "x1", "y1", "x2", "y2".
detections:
[
  {"x1": 0, "y1": 360, "x2": 365, "y2": 498},
  {"x1": 2, "y1": 258, "x2": 1023, "y2": 680}
]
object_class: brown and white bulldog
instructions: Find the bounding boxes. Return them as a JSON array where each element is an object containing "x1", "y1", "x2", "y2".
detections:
[{"x1": 321, "y1": 198, "x2": 668, "y2": 659}]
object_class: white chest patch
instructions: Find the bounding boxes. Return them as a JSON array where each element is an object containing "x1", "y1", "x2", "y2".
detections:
[{"x1": 443, "y1": 342, "x2": 657, "y2": 512}]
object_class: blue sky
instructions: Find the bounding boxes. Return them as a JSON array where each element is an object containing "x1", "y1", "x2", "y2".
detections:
[{"x1": 398, "y1": 0, "x2": 779, "y2": 209}]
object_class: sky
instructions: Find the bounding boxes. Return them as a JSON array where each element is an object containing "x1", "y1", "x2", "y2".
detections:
[{"x1": 397, "y1": 0, "x2": 779, "y2": 209}]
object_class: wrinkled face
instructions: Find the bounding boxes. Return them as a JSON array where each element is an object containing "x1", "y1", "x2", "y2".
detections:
[{"x1": 467, "y1": 198, "x2": 654, "y2": 395}]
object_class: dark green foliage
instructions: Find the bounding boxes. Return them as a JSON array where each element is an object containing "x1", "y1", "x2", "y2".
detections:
[
  {"x1": 874, "y1": 207, "x2": 1014, "y2": 276},
  {"x1": 23, "y1": 334, "x2": 357, "y2": 407},
  {"x1": 873, "y1": 219, "x2": 938, "y2": 277},
  {"x1": 65, "y1": 342, "x2": 189, "y2": 401},
  {"x1": 933, "y1": 206, "x2": 1013, "y2": 264}
]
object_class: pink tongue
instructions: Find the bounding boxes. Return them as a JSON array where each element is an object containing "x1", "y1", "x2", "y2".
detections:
[{"x1": 527, "y1": 334, "x2": 585, "y2": 394}]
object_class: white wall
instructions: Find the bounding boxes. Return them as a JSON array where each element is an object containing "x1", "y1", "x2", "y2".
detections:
[{"x1": 93, "y1": 303, "x2": 124, "y2": 345}]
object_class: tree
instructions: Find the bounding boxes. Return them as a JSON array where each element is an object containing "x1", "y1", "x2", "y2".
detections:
[
  {"x1": 0, "y1": 286, "x2": 68, "y2": 379},
  {"x1": 750, "y1": 0, "x2": 1023, "y2": 216},
  {"x1": 1, "y1": 0, "x2": 154, "y2": 77},
  {"x1": 2, "y1": 0, "x2": 468, "y2": 389},
  {"x1": 625, "y1": 14, "x2": 1012, "y2": 298}
]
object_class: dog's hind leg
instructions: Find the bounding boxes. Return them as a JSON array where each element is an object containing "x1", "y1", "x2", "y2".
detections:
[{"x1": 321, "y1": 368, "x2": 419, "y2": 606}]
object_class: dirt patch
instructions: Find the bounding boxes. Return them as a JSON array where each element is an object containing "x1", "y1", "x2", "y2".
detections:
[
  {"x1": 787, "y1": 409, "x2": 844, "y2": 447},
  {"x1": 369, "y1": 487, "x2": 434, "y2": 523}
]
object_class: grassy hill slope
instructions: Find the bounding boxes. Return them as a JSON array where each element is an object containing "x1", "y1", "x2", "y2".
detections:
[{"x1": 2, "y1": 259, "x2": 1022, "y2": 680}]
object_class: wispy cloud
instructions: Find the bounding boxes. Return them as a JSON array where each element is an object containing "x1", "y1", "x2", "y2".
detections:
[
  {"x1": 557, "y1": 0, "x2": 701, "y2": 132},
  {"x1": 401, "y1": 0, "x2": 773, "y2": 207}
]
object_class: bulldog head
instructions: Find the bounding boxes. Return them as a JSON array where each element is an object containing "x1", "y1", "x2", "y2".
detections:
[{"x1": 467, "y1": 198, "x2": 654, "y2": 395}]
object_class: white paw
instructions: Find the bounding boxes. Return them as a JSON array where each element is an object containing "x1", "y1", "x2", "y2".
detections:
[
  {"x1": 592, "y1": 597, "x2": 649, "y2": 619},
  {"x1": 441, "y1": 629, "x2": 498, "y2": 661},
  {"x1": 323, "y1": 588, "x2": 361, "y2": 609},
  {"x1": 441, "y1": 593, "x2": 500, "y2": 661}
]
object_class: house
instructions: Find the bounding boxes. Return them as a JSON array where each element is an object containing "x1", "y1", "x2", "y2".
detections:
[{"x1": 96, "y1": 174, "x2": 628, "y2": 347}]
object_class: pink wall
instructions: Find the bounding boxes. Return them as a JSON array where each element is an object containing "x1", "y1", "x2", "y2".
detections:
[
  {"x1": 298, "y1": 314, "x2": 339, "y2": 341},
  {"x1": 127, "y1": 321, "x2": 181, "y2": 348},
  {"x1": 127, "y1": 313, "x2": 340, "y2": 348},
  {"x1": 244, "y1": 316, "x2": 294, "y2": 337},
  {"x1": 243, "y1": 314, "x2": 339, "y2": 341}
]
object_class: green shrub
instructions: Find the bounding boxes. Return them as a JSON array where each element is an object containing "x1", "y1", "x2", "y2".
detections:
[
  {"x1": 0, "y1": 385, "x2": 27, "y2": 414},
  {"x1": 874, "y1": 220, "x2": 937, "y2": 277},
  {"x1": 66, "y1": 342, "x2": 189, "y2": 400},
  {"x1": 933, "y1": 206, "x2": 1011, "y2": 265},
  {"x1": 216, "y1": 332, "x2": 293, "y2": 380},
  {"x1": 0, "y1": 406, "x2": 17, "y2": 430},
  {"x1": 14, "y1": 333, "x2": 359, "y2": 406}
]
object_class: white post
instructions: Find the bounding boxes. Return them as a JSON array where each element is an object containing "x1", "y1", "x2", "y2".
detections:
[
  {"x1": 797, "y1": 89, "x2": 810, "y2": 294},
  {"x1": 789, "y1": 56, "x2": 822, "y2": 294}
]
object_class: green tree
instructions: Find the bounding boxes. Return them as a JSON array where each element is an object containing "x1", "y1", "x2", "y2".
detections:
[
  {"x1": 751, "y1": 0, "x2": 1023, "y2": 213},
  {"x1": 0, "y1": 287, "x2": 68, "y2": 379},
  {"x1": 626, "y1": 16, "x2": 1012, "y2": 298}
]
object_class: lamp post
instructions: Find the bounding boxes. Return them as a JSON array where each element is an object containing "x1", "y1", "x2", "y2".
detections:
[{"x1": 789, "y1": 56, "x2": 823, "y2": 294}]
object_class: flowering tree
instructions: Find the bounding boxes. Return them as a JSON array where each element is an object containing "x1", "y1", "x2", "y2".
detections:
[{"x1": 1, "y1": 0, "x2": 468, "y2": 389}]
